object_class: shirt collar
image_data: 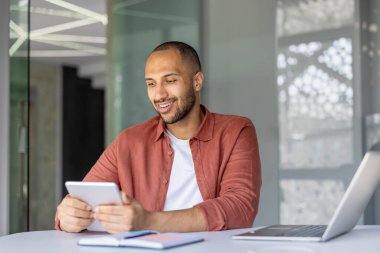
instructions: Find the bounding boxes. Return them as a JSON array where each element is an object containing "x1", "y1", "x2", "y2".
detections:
[
  {"x1": 154, "y1": 105, "x2": 214, "y2": 142},
  {"x1": 154, "y1": 116, "x2": 166, "y2": 142}
]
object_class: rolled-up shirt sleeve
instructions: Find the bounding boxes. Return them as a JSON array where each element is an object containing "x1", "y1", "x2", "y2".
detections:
[{"x1": 196, "y1": 124, "x2": 261, "y2": 230}]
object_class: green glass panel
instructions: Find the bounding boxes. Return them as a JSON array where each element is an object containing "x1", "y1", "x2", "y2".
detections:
[
  {"x1": 9, "y1": 0, "x2": 29, "y2": 233},
  {"x1": 107, "y1": 0, "x2": 200, "y2": 143}
]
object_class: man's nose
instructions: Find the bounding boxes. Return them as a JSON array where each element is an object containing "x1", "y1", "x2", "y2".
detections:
[{"x1": 155, "y1": 83, "x2": 168, "y2": 101}]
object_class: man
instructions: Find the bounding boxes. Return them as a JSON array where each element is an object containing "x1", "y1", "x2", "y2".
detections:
[{"x1": 55, "y1": 41, "x2": 261, "y2": 233}]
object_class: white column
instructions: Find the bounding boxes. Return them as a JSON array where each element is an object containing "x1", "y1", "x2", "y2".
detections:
[{"x1": 0, "y1": 0, "x2": 10, "y2": 236}]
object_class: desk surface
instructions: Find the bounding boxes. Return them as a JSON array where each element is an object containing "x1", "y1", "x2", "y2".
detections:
[{"x1": 1, "y1": 226, "x2": 379, "y2": 253}]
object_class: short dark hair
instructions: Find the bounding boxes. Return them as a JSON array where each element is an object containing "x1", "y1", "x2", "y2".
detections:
[{"x1": 152, "y1": 41, "x2": 201, "y2": 73}]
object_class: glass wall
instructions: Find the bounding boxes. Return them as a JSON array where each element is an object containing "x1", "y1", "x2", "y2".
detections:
[
  {"x1": 0, "y1": 0, "x2": 10, "y2": 236},
  {"x1": 9, "y1": 0, "x2": 30, "y2": 233},
  {"x1": 276, "y1": 0, "x2": 358, "y2": 224},
  {"x1": 107, "y1": 0, "x2": 200, "y2": 143}
]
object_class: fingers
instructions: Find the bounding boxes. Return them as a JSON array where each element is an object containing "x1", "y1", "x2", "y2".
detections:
[
  {"x1": 96, "y1": 191, "x2": 132, "y2": 214},
  {"x1": 59, "y1": 220, "x2": 83, "y2": 233},
  {"x1": 64, "y1": 207, "x2": 93, "y2": 218},
  {"x1": 95, "y1": 211, "x2": 131, "y2": 232},
  {"x1": 58, "y1": 210, "x2": 93, "y2": 233},
  {"x1": 60, "y1": 211, "x2": 93, "y2": 227},
  {"x1": 95, "y1": 206, "x2": 134, "y2": 234},
  {"x1": 94, "y1": 205, "x2": 134, "y2": 222},
  {"x1": 96, "y1": 205, "x2": 126, "y2": 215},
  {"x1": 59, "y1": 196, "x2": 92, "y2": 219},
  {"x1": 94, "y1": 194, "x2": 138, "y2": 233},
  {"x1": 57, "y1": 195, "x2": 93, "y2": 233},
  {"x1": 64, "y1": 195, "x2": 92, "y2": 211},
  {"x1": 59, "y1": 219, "x2": 92, "y2": 233}
]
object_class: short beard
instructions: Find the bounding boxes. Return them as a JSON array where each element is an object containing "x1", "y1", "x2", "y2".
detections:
[{"x1": 160, "y1": 87, "x2": 196, "y2": 125}]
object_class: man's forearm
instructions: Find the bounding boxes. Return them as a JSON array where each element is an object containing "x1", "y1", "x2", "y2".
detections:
[{"x1": 145, "y1": 207, "x2": 208, "y2": 232}]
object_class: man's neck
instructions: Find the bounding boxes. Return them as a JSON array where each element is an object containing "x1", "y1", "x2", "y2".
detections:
[{"x1": 166, "y1": 105, "x2": 204, "y2": 140}]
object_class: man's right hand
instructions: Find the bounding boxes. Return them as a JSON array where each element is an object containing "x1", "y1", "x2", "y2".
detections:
[{"x1": 56, "y1": 195, "x2": 93, "y2": 233}]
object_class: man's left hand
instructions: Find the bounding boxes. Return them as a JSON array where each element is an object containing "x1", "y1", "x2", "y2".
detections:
[{"x1": 94, "y1": 192, "x2": 150, "y2": 233}]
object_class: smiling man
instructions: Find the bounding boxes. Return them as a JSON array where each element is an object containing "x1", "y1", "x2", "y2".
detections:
[{"x1": 55, "y1": 41, "x2": 261, "y2": 233}]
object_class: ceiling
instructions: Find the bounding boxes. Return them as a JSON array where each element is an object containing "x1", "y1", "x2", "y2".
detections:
[
  {"x1": 9, "y1": 0, "x2": 197, "y2": 88},
  {"x1": 29, "y1": 0, "x2": 107, "y2": 66},
  {"x1": 10, "y1": 0, "x2": 107, "y2": 88}
]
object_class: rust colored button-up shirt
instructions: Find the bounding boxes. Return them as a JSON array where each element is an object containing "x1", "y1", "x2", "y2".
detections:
[{"x1": 56, "y1": 106, "x2": 261, "y2": 231}]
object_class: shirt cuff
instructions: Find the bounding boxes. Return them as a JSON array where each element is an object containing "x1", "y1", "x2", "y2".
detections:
[{"x1": 196, "y1": 200, "x2": 226, "y2": 231}]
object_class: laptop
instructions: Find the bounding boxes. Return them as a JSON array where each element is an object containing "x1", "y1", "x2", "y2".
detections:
[{"x1": 232, "y1": 151, "x2": 380, "y2": 242}]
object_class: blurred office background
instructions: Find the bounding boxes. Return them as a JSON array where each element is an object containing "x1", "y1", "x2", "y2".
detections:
[{"x1": 1, "y1": 0, "x2": 380, "y2": 235}]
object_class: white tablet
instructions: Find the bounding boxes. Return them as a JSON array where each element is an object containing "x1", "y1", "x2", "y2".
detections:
[{"x1": 65, "y1": 181, "x2": 123, "y2": 232}]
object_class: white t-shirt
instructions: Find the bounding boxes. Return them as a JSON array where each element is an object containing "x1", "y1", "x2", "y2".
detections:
[{"x1": 163, "y1": 131, "x2": 203, "y2": 211}]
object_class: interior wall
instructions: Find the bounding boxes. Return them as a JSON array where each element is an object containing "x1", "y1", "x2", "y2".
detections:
[
  {"x1": 0, "y1": 0, "x2": 10, "y2": 236},
  {"x1": 202, "y1": 0, "x2": 278, "y2": 226}
]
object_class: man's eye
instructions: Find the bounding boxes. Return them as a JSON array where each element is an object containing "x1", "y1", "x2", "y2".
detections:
[
  {"x1": 166, "y1": 79, "x2": 176, "y2": 83},
  {"x1": 147, "y1": 82, "x2": 155, "y2": 87}
]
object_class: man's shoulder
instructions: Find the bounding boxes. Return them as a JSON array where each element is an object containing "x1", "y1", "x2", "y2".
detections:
[
  {"x1": 118, "y1": 116, "x2": 161, "y2": 140},
  {"x1": 205, "y1": 111, "x2": 257, "y2": 151},
  {"x1": 211, "y1": 111, "x2": 254, "y2": 129}
]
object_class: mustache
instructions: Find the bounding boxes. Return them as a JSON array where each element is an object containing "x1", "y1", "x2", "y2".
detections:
[{"x1": 154, "y1": 97, "x2": 177, "y2": 104}]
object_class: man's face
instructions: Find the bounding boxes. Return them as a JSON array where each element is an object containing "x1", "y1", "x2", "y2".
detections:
[{"x1": 145, "y1": 49, "x2": 197, "y2": 124}]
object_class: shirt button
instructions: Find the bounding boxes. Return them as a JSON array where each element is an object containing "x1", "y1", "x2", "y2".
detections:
[
  {"x1": 168, "y1": 150, "x2": 173, "y2": 156},
  {"x1": 163, "y1": 179, "x2": 168, "y2": 184}
]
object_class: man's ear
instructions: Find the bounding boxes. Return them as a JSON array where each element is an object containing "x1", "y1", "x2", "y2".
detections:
[{"x1": 193, "y1": 72, "x2": 204, "y2": 91}]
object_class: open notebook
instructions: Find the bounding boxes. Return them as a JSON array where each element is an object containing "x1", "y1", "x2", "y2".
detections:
[
  {"x1": 78, "y1": 230, "x2": 204, "y2": 249},
  {"x1": 233, "y1": 151, "x2": 380, "y2": 242}
]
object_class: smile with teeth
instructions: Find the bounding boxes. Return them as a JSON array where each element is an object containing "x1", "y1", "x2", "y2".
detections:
[
  {"x1": 159, "y1": 102, "x2": 171, "y2": 108},
  {"x1": 156, "y1": 100, "x2": 175, "y2": 113}
]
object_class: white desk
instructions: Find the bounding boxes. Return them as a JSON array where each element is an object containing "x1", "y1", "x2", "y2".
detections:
[{"x1": 0, "y1": 226, "x2": 379, "y2": 253}]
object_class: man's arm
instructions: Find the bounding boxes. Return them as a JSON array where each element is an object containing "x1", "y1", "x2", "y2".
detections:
[
  {"x1": 195, "y1": 122, "x2": 261, "y2": 230},
  {"x1": 148, "y1": 207, "x2": 207, "y2": 232},
  {"x1": 94, "y1": 192, "x2": 207, "y2": 233}
]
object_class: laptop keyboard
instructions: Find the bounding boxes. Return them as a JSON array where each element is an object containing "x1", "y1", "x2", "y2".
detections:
[{"x1": 283, "y1": 225, "x2": 327, "y2": 237}]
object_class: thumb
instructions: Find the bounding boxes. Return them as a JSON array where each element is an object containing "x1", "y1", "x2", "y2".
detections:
[{"x1": 121, "y1": 192, "x2": 133, "y2": 205}]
